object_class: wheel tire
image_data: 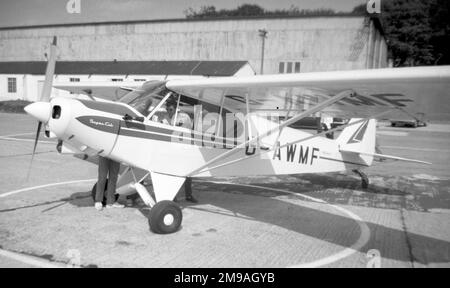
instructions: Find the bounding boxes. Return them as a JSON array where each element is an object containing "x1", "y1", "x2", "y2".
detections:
[
  {"x1": 148, "y1": 200, "x2": 182, "y2": 234},
  {"x1": 90, "y1": 181, "x2": 119, "y2": 206}
]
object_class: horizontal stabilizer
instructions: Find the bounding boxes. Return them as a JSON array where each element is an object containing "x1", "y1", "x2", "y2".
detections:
[{"x1": 341, "y1": 150, "x2": 431, "y2": 165}]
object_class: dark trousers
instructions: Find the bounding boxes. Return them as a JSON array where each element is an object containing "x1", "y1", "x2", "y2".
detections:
[
  {"x1": 95, "y1": 156, "x2": 120, "y2": 205},
  {"x1": 184, "y1": 177, "x2": 192, "y2": 197}
]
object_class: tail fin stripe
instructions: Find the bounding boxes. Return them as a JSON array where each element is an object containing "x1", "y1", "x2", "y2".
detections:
[{"x1": 347, "y1": 120, "x2": 369, "y2": 144}]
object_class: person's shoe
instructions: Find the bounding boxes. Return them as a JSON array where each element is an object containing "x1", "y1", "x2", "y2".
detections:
[
  {"x1": 94, "y1": 202, "x2": 103, "y2": 211},
  {"x1": 185, "y1": 195, "x2": 198, "y2": 203},
  {"x1": 106, "y1": 202, "x2": 125, "y2": 209}
]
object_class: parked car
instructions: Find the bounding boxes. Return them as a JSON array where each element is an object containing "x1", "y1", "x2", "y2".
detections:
[{"x1": 390, "y1": 113, "x2": 427, "y2": 128}]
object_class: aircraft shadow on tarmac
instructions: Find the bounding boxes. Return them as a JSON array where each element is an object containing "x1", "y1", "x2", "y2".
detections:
[
  {"x1": 1, "y1": 174, "x2": 448, "y2": 266},
  {"x1": 186, "y1": 181, "x2": 450, "y2": 266}
]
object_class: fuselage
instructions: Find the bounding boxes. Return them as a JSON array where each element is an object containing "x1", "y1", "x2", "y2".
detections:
[{"x1": 46, "y1": 96, "x2": 367, "y2": 177}]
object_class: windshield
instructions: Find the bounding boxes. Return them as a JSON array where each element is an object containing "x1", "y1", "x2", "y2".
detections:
[{"x1": 119, "y1": 81, "x2": 170, "y2": 116}]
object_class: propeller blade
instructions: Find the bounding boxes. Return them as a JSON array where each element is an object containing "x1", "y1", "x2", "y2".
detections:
[
  {"x1": 26, "y1": 121, "x2": 43, "y2": 180},
  {"x1": 25, "y1": 37, "x2": 58, "y2": 180},
  {"x1": 40, "y1": 36, "x2": 57, "y2": 102}
]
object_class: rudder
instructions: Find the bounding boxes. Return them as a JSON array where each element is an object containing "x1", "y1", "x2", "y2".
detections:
[{"x1": 337, "y1": 119, "x2": 377, "y2": 166}]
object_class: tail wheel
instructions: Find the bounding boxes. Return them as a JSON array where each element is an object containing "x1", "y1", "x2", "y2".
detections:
[
  {"x1": 90, "y1": 181, "x2": 119, "y2": 206},
  {"x1": 148, "y1": 200, "x2": 182, "y2": 234},
  {"x1": 353, "y1": 169, "x2": 369, "y2": 190},
  {"x1": 361, "y1": 175, "x2": 369, "y2": 189}
]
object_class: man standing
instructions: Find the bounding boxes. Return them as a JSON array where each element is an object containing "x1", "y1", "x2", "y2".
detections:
[
  {"x1": 165, "y1": 99, "x2": 198, "y2": 203},
  {"x1": 95, "y1": 156, "x2": 125, "y2": 210}
]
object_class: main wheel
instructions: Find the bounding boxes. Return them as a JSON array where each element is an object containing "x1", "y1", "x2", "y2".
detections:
[
  {"x1": 90, "y1": 181, "x2": 119, "y2": 206},
  {"x1": 148, "y1": 200, "x2": 182, "y2": 234}
]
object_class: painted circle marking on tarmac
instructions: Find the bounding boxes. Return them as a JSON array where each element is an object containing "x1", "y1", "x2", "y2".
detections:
[
  {"x1": 0, "y1": 248, "x2": 61, "y2": 268},
  {"x1": 206, "y1": 181, "x2": 371, "y2": 268},
  {"x1": 1, "y1": 179, "x2": 370, "y2": 268},
  {"x1": 0, "y1": 179, "x2": 97, "y2": 198},
  {"x1": 0, "y1": 179, "x2": 97, "y2": 267}
]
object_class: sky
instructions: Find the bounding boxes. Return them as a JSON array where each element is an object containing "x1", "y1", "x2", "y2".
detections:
[{"x1": 0, "y1": 0, "x2": 367, "y2": 28}]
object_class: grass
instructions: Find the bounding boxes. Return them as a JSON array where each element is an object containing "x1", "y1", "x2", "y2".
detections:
[{"x1": 0, "y1": 100, "x2": 32, "y2": 113}]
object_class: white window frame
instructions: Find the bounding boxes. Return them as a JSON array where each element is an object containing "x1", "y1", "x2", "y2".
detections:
[{"x1": 7, "y1": 77, "x2": 17, "y2": 93}]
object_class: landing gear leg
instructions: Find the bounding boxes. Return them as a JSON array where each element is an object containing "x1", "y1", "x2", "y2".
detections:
[{"x1": 353, "y1": 169, "x2": 369, "y2": 189}]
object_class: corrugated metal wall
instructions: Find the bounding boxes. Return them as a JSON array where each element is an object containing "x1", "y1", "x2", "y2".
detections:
[{"x1": 0, "y1": 16, "x2": 388, "y2": 74}]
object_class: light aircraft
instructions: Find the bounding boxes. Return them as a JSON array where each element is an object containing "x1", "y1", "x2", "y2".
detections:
[{"x1": 25, "y1": 37, "x2": 450, "y2": 234}]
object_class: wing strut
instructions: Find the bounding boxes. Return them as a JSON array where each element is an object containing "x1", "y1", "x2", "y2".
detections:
[
  {"x1": 147, "y1": 91, "x2": 173, "y2": 120},
  {"x1": 190, "y1": 108, "x2": 396, "y2": 176},
  {"x1": 214, "y1": 90, "x2": 227, "y2": 137},
  {"x1": 186, "y1": 89, "x2": 356, "y2": 177}
]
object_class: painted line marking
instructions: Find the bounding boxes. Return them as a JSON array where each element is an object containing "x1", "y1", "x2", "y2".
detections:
[
  {"x1": 0, "y1": 249, "x2": 61, "y2": 268},
  {"x1": 0, "y1": 136, "x2": 55, "y2": 145},
  {"x1": 207, "y1": 181, "x2": 371, "y2": 268},
  {"x1": 0, "y1": 132, "x2": 34, "y2": 138},
  {"x1": 0, "y1": 179, "x2": 96, "y2": 198},
  {"x1": 1, "y1": 178, "x2": 369, "y2": 268},
  {"x1": 377, "y1": 131, "x2": 409, "y2": 136},
  {"x1": 0, "y1": 179, "x2": 97, "y2": 267},
  {"x1": 381, "y1": 145, "x2": 450, "y2": 153}
]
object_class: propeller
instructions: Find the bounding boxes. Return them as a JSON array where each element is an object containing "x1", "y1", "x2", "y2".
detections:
[
  {"x1": 24, "y1": 36, "x2": 57, "y2": 180},
  {"x1": 26, "y1": 121, "x2": 42, "y2": 180}
]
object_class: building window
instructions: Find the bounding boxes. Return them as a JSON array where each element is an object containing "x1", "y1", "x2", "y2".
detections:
[
  {"x1": 279, "y1": 62, "x2": 301, "y2": 74},
  {"x1": 286, "y1": 62, "x2": 293, "y2": 73},
  {"x1": 69, "y1": 78, "x2": 80, "y2": 94},
  {"x1": 111, "y1": 78, "x2": 123, "y2": 82},
  {"x1": 7, "y1": 78, "x2": 17, "y2": 93},
  {"x1": 278, "y1": 62, "x2": 285, "y2": 74}
]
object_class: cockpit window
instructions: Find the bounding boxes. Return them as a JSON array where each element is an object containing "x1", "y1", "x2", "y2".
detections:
[{"x1": 119, "y1": 81, "x2": 170, "y2": 116}]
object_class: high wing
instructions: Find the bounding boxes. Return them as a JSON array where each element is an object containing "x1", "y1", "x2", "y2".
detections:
[
  {"x1": 166, "y1": 66, "x2": 450, "y2": 121},
  {"x1": 53, "y1": 82, "x2": 143, "y2": 101}
]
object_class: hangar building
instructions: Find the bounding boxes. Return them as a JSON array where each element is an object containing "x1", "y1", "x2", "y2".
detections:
[{"x1": 0, "y1": 15, "x2": 388, "y2": 101}]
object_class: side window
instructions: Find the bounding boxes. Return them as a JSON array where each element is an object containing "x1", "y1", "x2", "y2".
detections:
[
  {"x1": 153, "y1": 94, "x2": 196, "y2": 130},
  {"x1": 152, "y1": 93, "x2": 226, "y2": 135},
  {"x1": 7, "y1": 77, "x2": 17, "y2": 93}
]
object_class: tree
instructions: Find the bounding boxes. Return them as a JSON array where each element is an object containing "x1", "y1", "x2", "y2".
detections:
[
  {"x1": 185, "y1": 4, "x2": 265, "y2": 18},
  {"x1": 185, "y1": 4, "x2": 341, "y2": 19},
  {"x1": 353, "y1": 0, "x2": 449, "y2": 66},
  {"x1": 428, "y1": 0, "x2": 450, "y2": 64},
  {"x1": 185, "y1": 2, "x2": 449, "y2": 66}
]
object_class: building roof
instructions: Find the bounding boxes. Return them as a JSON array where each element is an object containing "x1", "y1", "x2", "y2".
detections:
[
  {"x1": 0, "y1": 14, "x2": 381, "y2": 32},
  {"x1": 0, "y1": 61, "x2": 249, "y2": 76}
]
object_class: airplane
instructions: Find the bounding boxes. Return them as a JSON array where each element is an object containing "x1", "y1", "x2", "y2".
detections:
[{"x1": 24, "y1": 37, "x2": 450, "y2": 234}]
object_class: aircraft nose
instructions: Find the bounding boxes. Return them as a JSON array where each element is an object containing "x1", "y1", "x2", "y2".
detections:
[{"x1": 24, "y1": 102, "x2": 52, "y2": 123}]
